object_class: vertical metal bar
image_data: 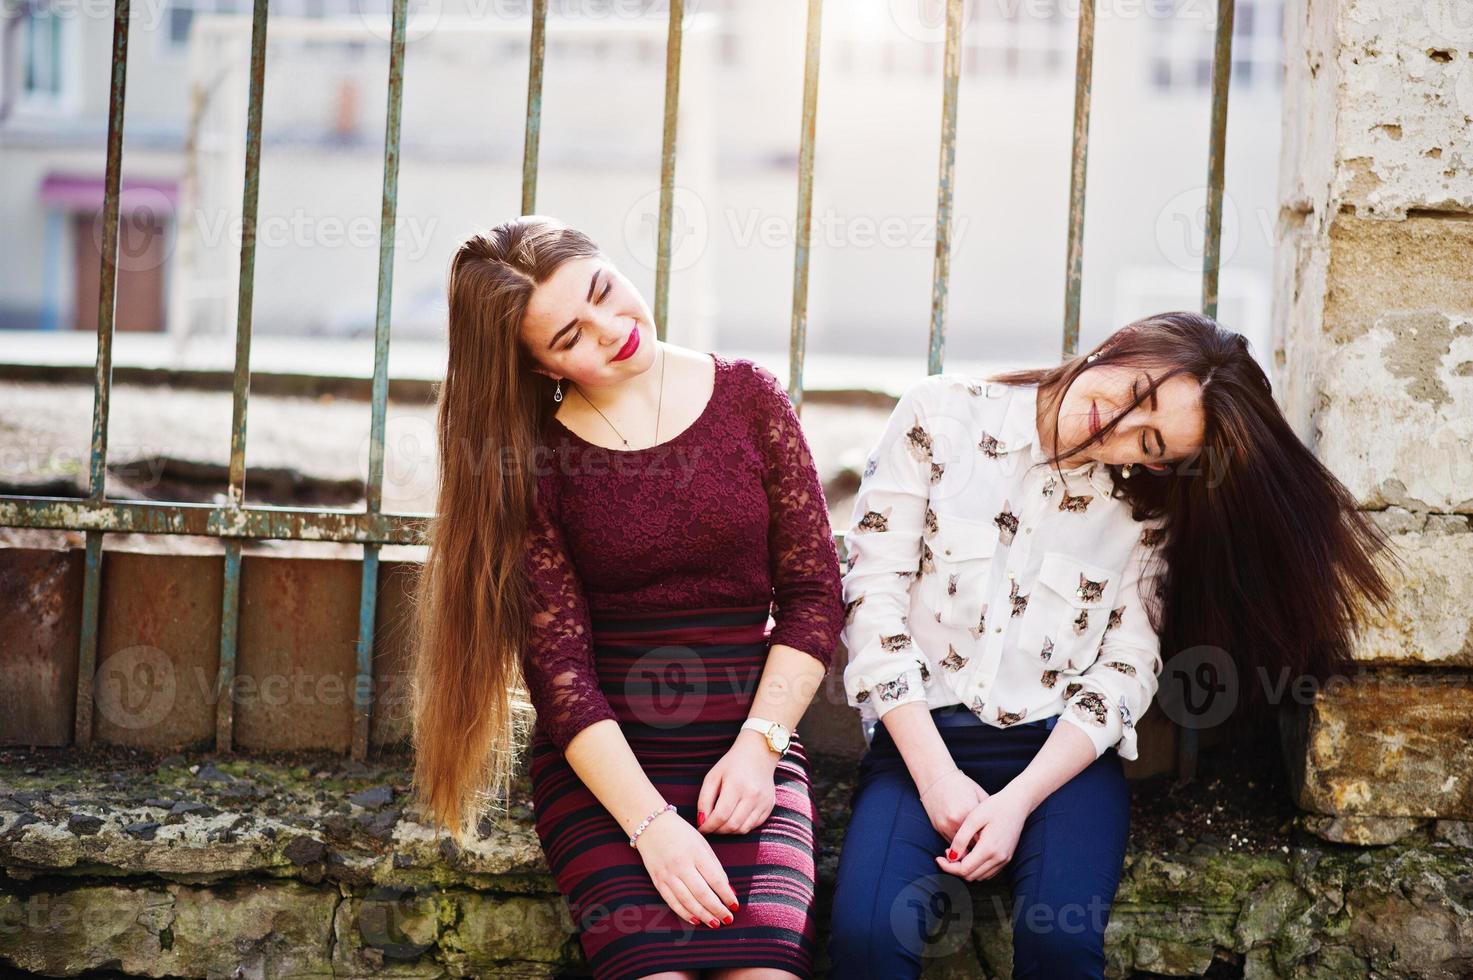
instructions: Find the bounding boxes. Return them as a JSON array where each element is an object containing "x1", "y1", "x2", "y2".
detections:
[
  {"x1": 787, "y1": 0, "x2": 824, "y2": 416},
  {"x1": 1200, "y1": 0, "x2": 1234, "y2": 320},
  {"x1": 76, "y1": 535, "x2": 104, "y2": 747},
  {"x1": 216, "y1": 541, "x2": 242, "y2": 751},
  {"x1": 75, "y1": 0, "x2": 132, "y2": 748},
  {"x1": 354, "y1": 547, "x2": 381, "y2": 757},
  {"x1": 1179, "y1": 0, "x2": 1235, "y2": 783},
  {"x1": 653, "y1": 0, "x2": 684, "y2": 342},
  {"x1": 353, "y1": 0, "x2": 408, "y2": 760},
  {"x1": 927, "y1": 0, "x2": 963, "y2": 376},
  {"x1": 1061, "y1": 0, "x2": 1096, "y2": 358},
  {"x1": 521, "y1": 0, "x2": 547, "y2": 215},
  {"x1": 216, "y1": 0, "x2": 270, "y2": 752}
]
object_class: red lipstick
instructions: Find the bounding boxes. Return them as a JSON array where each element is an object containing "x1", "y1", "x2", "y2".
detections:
[{"x1": 612, "y1": 325, "x2": 640, "y2": 362}]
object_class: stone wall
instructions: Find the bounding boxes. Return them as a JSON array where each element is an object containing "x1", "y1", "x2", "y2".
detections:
[
  {"x1": 1272, "y1": 1, "x2": 1473, "y2": 840},
  {"x1": 2, "y1": 747, "x2": 1471, "y2": 979}
]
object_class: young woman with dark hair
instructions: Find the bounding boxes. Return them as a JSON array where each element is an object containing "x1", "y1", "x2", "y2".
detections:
[
  {"x1": 828, "y1": 311, "x2": 1396, "y2": 978},
  {"x1": 407, "y1": 215, "x2": 845, "y2": 980}
]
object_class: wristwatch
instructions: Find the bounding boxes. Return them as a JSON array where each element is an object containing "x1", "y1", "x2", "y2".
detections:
[{"x1": 740, "y1": 717, "x2": 792, "y2": 757}]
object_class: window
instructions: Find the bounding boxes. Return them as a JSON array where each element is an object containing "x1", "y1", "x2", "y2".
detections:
[
  {"x1": 963, "y1": 0, "x2": 1072, "y2": 80},
  {"x1": 1148, "y1": 0, "x2": 1285, "y2": 93},
  {"x1": 161, "y1": 0, "x2": 385, "y2": 51},
  {"x1": 829, "y1": 1, "x2": 1072, "y2": 79},
  {"x1": 21, "y1": 2, "x2": 74, "y2": 109}
]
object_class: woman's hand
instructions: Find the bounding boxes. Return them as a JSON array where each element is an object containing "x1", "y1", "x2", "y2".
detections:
[
  {"x1": 934, "y1": 783, "x2": 1032, "y2": 881},
  {"x1": 633, "y1": 810, "x2": 741, "y2": 928},
  {"x1": 917, "y1": 766, "x2": 988, "y2": 841},
  {"x1": 697, "y1": 729, "x2": 780, "y2": 835}
]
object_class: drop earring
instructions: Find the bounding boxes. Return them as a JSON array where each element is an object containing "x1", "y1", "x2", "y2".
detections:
[
  {"x1": 553, "y1": 378, "x2": 563, "y2": 403},
  {"x1": 1122, "y1": 463, "x2": 1134, "y2": 477}
]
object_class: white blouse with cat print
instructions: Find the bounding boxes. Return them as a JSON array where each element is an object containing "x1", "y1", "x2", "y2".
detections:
[{"x1": 839, "y1": 374, "x2": 1168, "y2": 762}]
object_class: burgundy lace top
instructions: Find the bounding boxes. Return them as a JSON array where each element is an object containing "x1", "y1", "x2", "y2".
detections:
[{"x1": 520, "y1": 353, "x2": 847, "y2": 751}]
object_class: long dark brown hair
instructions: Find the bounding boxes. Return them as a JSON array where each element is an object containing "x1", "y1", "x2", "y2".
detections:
[
  {"x1": 990, "y1": 311, "x2": 1398, "y2": 715},
  {"x1": 407, "y1": 215, "x2": 601, "y2": 844}
]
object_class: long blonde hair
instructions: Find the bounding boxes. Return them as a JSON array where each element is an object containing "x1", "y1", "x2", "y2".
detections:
[{"x1": 408, "y1": 215, "x2": 601, "y2": 844}]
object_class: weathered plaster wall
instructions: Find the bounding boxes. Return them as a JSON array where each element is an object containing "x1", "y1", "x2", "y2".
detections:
[{"x1": 1274, "y1": 0, "x2": 1473, "y2": 830}]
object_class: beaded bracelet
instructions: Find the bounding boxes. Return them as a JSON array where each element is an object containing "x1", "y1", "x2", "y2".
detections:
[{"x1": 629, "y1": 802, "x2": 677, "y2": 848}]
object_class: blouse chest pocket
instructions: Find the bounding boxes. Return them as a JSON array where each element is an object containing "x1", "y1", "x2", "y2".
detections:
[
  {"x1": 921, "y1": 515, "x2": 1000, "y2": 631},
  {"x1": 1020, "y1": 550, "x2": 1119, "y2": 671}
]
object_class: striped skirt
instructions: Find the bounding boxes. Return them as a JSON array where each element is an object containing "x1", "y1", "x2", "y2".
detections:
[{"x1": 528, "y1": 604, "x2": 819, "y2": 979}]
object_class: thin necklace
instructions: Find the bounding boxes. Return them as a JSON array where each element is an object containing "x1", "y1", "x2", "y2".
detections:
[{"x1": 573, "y1": 344, "x2": 665, "y2": 448}]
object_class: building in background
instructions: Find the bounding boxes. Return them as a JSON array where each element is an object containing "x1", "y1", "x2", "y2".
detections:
[{"x1": 0, "y1": 0, "x2": 1284, "y2": 374}]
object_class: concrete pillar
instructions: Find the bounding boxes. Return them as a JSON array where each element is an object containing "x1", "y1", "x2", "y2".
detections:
[{"x1": 1273, "y1": 0, "x2": 1473, "y2": 841}]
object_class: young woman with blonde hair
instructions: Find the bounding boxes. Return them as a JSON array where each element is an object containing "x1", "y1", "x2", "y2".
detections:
[{"x1": 409, "y1": 215, "x2": 845, "y2": 979}]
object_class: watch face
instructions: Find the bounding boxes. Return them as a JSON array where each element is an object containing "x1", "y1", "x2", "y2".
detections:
[{"x1": 771, "y1": 728, "x2": 791, "y2": 752}]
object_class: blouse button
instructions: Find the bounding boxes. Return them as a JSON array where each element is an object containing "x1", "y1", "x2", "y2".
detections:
[
  {"x1": 1025, "y1": 527, "x2": 1033, "y2": 535},
  {"x1": 993, "y1": 626, "x2": 1002, "y2": 633}
]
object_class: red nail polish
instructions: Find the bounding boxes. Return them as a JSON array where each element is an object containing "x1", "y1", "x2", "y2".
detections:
[
  {"x1": 728, "y1": 901, "x2": 739, "y2": 911},
  {"x1": 947, "y1": 849, "x2": 957, "y2": 861},
  {"x1": 708, "y1": 918, "x2": 719, "y2": 928},
  {"x1": 697, "y1": 811, "x2": 705, "y2": 826},
  {"x1": 723, "y1": 914, "x2": 733, "y2": 924},
  {"x1": 689, "y1": 916, "x2": 699, "y2": 925}
]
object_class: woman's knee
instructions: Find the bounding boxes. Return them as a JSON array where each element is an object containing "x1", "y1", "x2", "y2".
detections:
[{"x1": 1010, "y1": 893, "x2": 1109, "y2": 979}]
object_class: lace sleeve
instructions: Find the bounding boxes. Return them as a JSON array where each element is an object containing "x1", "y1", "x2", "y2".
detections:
[
  {"x1": 520, "y1": 466, "x2": 620, "y2": 752},
  {"x1": 749, "y1": 362, "x2": 846, "y2": 670}
]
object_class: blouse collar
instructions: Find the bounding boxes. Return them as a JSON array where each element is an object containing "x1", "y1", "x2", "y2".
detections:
[{"x1": 989, "y1": 381, "x2": 1116, "y2": 499}]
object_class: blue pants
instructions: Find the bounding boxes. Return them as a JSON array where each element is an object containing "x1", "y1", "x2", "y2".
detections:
[{"x1": 827, "y1": 706, "x2": 1130, "y2": 979}]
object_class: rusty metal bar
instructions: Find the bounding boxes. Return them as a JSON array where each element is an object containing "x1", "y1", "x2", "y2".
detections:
[
  {"x1": 353, "y1": 0, "x2": 409, "y2": 760},
  {"x1": 0, "y1": 496, "x2": 426, "y2": 544},
  {"x1": 653, "y1": 0, "x2": 683, "y2": 341},
  {"x1": 216, "y1": 540, "x2": 241, "y2": 751},
  {"x1": 1200, "y1": 0, "x2": 1234, "y2": 321},
  {"x1": 74, "y1": 0, "x2": 132, "y2": 749},
  {"x1": 787, "y1": 0, "x2": 824, "y2": 415},
  {"x1": 927, "y1": 0, "x2": 963, "y2": 376},
  {"x1": 521, "y1": 0, "x2": 547, "y2": 214},
  {"x1": 1179, "y1": 0, "x2": 1235, "y2": 783},
  {"x1": 228, "y1": 0, "x2": 268, "y2": 511},
  {"x1": 216, "y1": 0, "x2": 271, "y2": 752},
  {"x1": 354, "y1": 547, "x2": 381, "y2": 757},
  {"x1": 1061, "y1": 0, "x2": 1096, "y2": 358}
]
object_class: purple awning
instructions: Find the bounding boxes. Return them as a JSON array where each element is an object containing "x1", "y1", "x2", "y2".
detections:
[{"x1": 40, "y1": 173, "x2": 179, "y2": 214}]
